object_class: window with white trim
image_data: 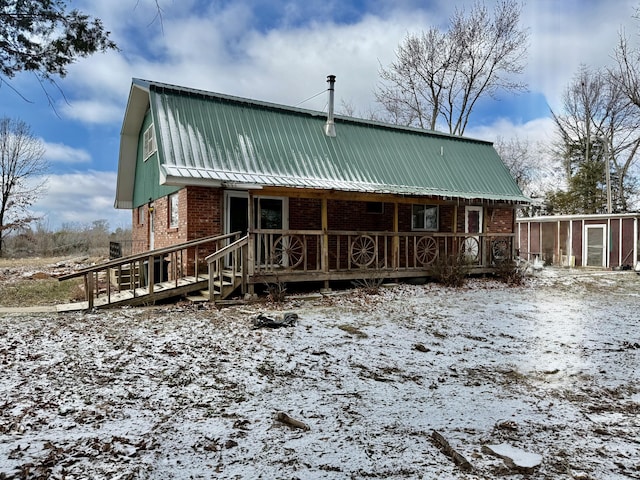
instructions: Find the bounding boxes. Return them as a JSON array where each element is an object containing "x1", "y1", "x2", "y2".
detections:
[
  {"x1": 138, "y1": 206, "x2": 145, "y2": 225},
  {"x1": 412, "y1": 204, "x2": 439, "y2": 231},
  {"x1": 143, "y1": 124, "x2": 156, "y2": 160},
  {"x1": 169, "y1": 193, "x2": 179, "y2": 228}
]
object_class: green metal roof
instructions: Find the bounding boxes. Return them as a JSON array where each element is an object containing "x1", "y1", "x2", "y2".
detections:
[{"x1": 116, "y1": 79, "x2": 529, "y2": 208}]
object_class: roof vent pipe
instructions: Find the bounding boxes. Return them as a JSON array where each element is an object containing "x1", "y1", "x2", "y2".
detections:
[{"x1": 324, "y1": 75, "x2": 336, "y2": 137}]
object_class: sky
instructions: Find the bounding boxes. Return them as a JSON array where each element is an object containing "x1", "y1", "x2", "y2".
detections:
[{"x1": 1, "y1": 0, "x2": 639, "y2": 232}]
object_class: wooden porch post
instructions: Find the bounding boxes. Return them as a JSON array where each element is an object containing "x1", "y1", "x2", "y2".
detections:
[
  {"x1": 321, "y1": 198, "x2": 330, "y2": 291},
  {"x1": 452, "y1": 204, "x2": 458, "y2": 256},
  {"x1": 247, "y1": 191, "x2": 255, "y2": 296},
  {"x1": 392, "y1": 202, "x2": 399, "y2": 269}
]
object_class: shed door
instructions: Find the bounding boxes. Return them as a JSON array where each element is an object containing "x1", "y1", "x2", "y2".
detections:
[{"x1": 585, "y1": 225, "x2": 606, "y2": 267}]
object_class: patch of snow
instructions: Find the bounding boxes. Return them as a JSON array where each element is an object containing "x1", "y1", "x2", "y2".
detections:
[{"x1": 483, "y1": 442, "x2": 542, "y2": 469}]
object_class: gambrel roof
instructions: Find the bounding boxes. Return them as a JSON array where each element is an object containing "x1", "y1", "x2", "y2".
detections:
[{"x1": 115, "y1": 78, "x2": 529, "y2": 209}]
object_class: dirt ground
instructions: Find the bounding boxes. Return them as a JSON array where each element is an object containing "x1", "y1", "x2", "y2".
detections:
[{"x1": 0, "y1": 265, "x2": 639, "y2": 479}]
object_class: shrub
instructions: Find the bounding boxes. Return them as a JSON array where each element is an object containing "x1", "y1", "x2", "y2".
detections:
[
  {"x1": 351, "y1": 276, "x2": 384, "y2": 295},
  {"x1": 265, "y1": 281, "x2": 287, "y2": 303},
  {"x1": 493, "y1": 259, "x2": 527, "y2": 286},
  {"x1": 428, "y1": 253, "x2": 470, "y2": 287}
]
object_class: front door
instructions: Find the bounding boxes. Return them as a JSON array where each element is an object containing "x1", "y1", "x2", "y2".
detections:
[
  {"x1": 585, "y1": 225, "x2": 607, "y2": 267},
  {"x1": 464, "y1": 206, "x2": 483, "y2": 261},
  {"x1": 224, "y1": 192, "x2": 288, "y2": 266},
  {"x1": 225, "y1": 192, "x2": 249, "y2": 236}
]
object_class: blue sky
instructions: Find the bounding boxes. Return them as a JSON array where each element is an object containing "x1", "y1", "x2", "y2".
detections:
[{"x1": 1, "y1": 0, "x2": 638, "y2": 231}]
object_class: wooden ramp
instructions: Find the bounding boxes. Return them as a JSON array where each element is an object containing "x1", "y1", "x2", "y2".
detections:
[
  {"x1": 56, "y1": 232, "x2": 247, "y2": 312},
  {"x1": 56, "y1": 275, "x2": 208, "y2": 312}
]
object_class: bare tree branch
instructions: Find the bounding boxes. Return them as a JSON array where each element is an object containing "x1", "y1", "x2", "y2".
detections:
[
  {"x1": 0, "y1": 117, "x2": 49, "y2": 256},
  {"x1": 376, "y1": 0, "x2": 528, "y2": 135}
]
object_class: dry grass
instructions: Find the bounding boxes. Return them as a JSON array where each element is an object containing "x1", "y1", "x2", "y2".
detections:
[
  {"x1": 0, "y1": 256, "x2": 71, "y2": 269},
  {"x1": 0, "y1": 256, "x2": 85, "y2": 307},
  {"x1": 337, "y1": 324, "x2": 369, "y2": 338},
  {"x1": 0, "y1": 278, "x2": 83, "y2": 307}
]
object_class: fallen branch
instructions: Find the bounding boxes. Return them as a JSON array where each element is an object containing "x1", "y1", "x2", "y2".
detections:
[
  {"x1": 275, "y1": 412, "x2": 310, "y2": 431},
  {"x1": 431, "y1": 430, "x2": 472, "y2": 471}
]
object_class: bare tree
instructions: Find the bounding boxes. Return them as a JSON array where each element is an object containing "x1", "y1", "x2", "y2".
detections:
[
  {"x1": 375, "y1": 0, "x2": 528, "y2": 135},
  {"x1": 0, "y1": 118, "x2": 48, "y2": 256},
  {"x1": 494, "y1": 136, "x2": 542, "y2": 195},
  {"x1": 611, "y1": 10, "x2": 640, "y2": 108},
  {"x1": 549, "y1": 66, "x2": 640, "y2": 214}
]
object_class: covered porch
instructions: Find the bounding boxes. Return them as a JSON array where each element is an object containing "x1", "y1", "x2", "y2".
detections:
[
  {"x1": 208, "y1": 187, "x2": 520, "y2": 295},
  {"x1": 245, "y1": 229, "x2": 514, "y2": 284}
]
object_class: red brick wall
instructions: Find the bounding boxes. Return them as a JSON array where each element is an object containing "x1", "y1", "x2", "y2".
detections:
[
  {"x1": 289, "y1": 198, "x2": 321, "y2": 229},
  {"x1": 186, "y1": 187, "x2": 223, "y2": 239},
  {"x1": 327, "y1": 200, "x2": 395, "y2": 231},
  {"x1": 132, "y1": 206, "x2": 148, "y2": 254},
  {"x1": 486, "y1": 208, "x2": 514, "y2": 234},
  {"x1": 151, "y1": 192, "x2": 188, "y2": 249}
]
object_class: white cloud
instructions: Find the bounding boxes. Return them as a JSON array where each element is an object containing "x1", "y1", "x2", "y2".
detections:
[
  {"x1": 43, "y1": 142, "x2": 91, "y2": 164},
  {"x1": 61, "y1": 5, "x2": 437, "y2": 124},
  {"x1": 30, "y1": 171, "x2": 131, "y2": 231},
  {"x1": 64, "y1": 0, "x2": 640, "y2": 131},
  {"x1": 522, "y1": 0, "x2": 638, "y2": 111},
  {"x1": 61, "y1": 98, "x2": 124, "y2": 124},
  {"x1": 466, "y1": 117, "x2": 556, "y2": 145}
]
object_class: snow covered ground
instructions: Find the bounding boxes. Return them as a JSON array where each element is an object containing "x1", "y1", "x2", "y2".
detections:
[{"x1": 1, "y1": 268, "x2": 639, "y2": 479}]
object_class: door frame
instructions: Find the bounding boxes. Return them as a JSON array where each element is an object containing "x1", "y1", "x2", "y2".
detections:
[
  {"x1": 584, "y1": 224, "x2": 607, "y2": 267},
  {"x1": 224, "y1": 191, "x2": 289, "y2": 266},
  {"x1": 223, "y1": 191, "x2": 290, "y2": 233},
  {"x1": 224, "y1": 190, "x2": 249, "y2": 236},
  {"x1": 149, "y1": 205, "x2": 155, "y2": 250},
  {"x1": 463, "y1": 206, "x2": 483, "y2": 261},
  {"x1": 465, "y1": 206, "x2": 483, "y2": 234}
]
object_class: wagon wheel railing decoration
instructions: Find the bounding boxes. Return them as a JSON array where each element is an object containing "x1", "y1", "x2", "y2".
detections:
[
  {"x1": 415, "y1": 235, "x2": 438, "y2": 266},
  {"x1": 271, "y1": 234, "x2": 305, "y2": 268},
  {"x1": 460, "y1": 236, "x2": 480, "y2": 262},
  {"x1": 350, "y1": 235, "x2": 377, "y2": 267},
  {"x1": 491, "y1": 238, "x2": 510, "y2": 262}
]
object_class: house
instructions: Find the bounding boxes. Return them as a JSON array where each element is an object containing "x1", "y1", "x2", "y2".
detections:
[
  {"x1": 112, "y1": 76, "x2": 529, "y2": 301},
  {"x1": 517, "y1": 213, "x2": 640, "y2": 269}
]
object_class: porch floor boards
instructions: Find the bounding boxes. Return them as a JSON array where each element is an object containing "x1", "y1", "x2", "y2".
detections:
[
  {"x1": 249, "y1": 266, "x2": 494, "y2": 284},
  {"x1": 56, "y1": 275, "x2": 209, "y2": 312}
]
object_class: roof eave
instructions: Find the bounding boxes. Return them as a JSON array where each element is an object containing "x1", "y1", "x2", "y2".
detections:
[{"x1": 114, "y1": 81, "x2": 152, "y2": 209}]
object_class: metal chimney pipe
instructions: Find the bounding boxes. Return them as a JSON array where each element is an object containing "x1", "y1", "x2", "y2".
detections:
[{"x1": 324, "y1": 75, "x2": 336, "y2": 137}]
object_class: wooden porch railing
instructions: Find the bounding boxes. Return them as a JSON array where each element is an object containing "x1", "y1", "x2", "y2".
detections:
[
  {"x1": 206, "y1": 235, "x2": 248, "y2": 300},
  {"x1": 251, "y1": 229, "x2": 515, "y2": 279},
  {"x1": 58, "y1": 232, "x2": 241, "y2": 309}
]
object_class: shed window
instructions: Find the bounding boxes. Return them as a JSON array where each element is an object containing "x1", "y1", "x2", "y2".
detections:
[
  {"x1": 412, "y1": 204, "x2": 438, "y2": 231},
  {"x1": 143, "y1": 125, "x2": 156, "y2": 160},
  {"x1": 169, "y1": 193, "x2": 179, "y2": 228}
]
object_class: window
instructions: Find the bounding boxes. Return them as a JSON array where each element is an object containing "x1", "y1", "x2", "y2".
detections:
[
  {"x1": 412, "y1": 204, "x2": 439, "y2": 231},
  {"x1": 143, "y1": 124, "x2": 156, "y2": 160},
  {"x1": 138, "y1": 206, "x2": 145, "y2": 225},
  {"x1": 169, "y1": 193, "x2": 179, "y2": 228},
  {"x1": 366, "y1": 202, "x2": 384, "y2": 214}
]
